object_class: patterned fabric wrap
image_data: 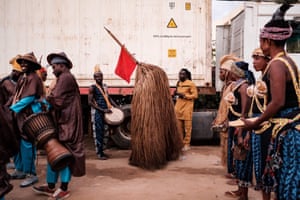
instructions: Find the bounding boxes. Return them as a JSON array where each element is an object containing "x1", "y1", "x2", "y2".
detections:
[
  {"x1": 235, "y1": 130, "x2": 253, "y2": 187},
  {"x1": 252, "y1": 132, "x2": 262, "y2": 186},
  {"x1": 92, "y1": 85, "x2": 108, "y2": 156},
  {"x1": 251, "y1": 112, "x2": 272, "y2": 190},
  {"x1": 263, "y1": 107, "x2": 300, "y2": 199}
]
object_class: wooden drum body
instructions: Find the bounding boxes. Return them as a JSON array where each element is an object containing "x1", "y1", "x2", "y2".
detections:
[
  {"x1": 44, "y1": 138, "x2": 74, "y2": 171},
  {"x1": 22, "y1": 112, "x2": 74, "y2": 171},
  {"x1": 22, "y1": 112, "x2": 56, "y2": 148}
]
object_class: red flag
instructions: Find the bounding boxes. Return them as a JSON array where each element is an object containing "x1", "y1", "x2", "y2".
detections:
[{"x1": 115, "y1": 46, "x2": 137, "y2": 83}]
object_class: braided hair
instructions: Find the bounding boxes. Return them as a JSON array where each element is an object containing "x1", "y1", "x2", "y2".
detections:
[{"x1": 180, "y1": 68, "x2": 192, "y2": 80}]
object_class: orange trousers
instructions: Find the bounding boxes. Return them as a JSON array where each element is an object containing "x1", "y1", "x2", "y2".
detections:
[{"x1": 177, "y1": 119, "x2": 192, "y2": 145}]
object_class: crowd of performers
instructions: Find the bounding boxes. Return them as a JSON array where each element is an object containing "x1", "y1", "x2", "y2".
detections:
[
  {"x1": 0, "y1": 52, "x2": 85, "y2": 200},
  {"x1": 0, "y1": 3, "x2": 299, "y2": 200},
  {"x1": 212, "y1": 3, "x2": 300, "y2": 200}
]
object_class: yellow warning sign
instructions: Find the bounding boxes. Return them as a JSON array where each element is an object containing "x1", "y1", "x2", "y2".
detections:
[
  {"x1": 185, "y1": 2, "x2": 191, "y2": 10},
  {"x1": 168, "y1": 49, "x2": 176, "y2": 57},
  {"x1": 167, "y1": 18, "x2": 177, "y2": 28}
]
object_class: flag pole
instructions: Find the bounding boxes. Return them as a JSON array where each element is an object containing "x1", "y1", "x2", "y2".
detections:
[{"x1": 104, "y1": 26, "x2": 138, "y2": 63}]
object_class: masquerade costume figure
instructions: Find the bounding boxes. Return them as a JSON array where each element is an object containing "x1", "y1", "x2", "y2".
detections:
[
  {"x1": 243, "y1": 3, "x2": 300, "y2": 200},
  {"x1": 130, "y1": 63, "x2": 182, "y2": 170}
]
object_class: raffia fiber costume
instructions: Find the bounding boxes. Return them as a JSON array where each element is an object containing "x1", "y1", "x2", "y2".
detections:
[{"x1": 130, "y1": 63, "x2": 183, "y2": 170}]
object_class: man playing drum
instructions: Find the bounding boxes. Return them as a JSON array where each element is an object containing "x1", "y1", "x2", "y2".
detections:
[
  {"x1": 33, "y1": 52, "x2": 85, "y2": 200},
  {"x1": 10, "y1": 52, "x2": 44, "y2": 187},
  {"x1": 88, "y1": 65, "x2": 118, "y2": 160}
]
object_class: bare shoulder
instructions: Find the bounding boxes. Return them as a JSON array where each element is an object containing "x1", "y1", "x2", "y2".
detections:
[{"x1": 269, "y1": 59, "x2": 287, "y2": 76}]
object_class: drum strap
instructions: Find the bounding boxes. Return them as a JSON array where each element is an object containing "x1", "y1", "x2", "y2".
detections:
[
  {"x1": 95, "y1": 84, "x2": 112, "y2": 109},
  {"x1": 12, "y1": 74, "x2": 27, "y2": 104}
]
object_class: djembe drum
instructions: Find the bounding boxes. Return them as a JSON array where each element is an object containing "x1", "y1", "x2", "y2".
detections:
[
  {"x1": 22, "y1": 112, "x2": 74, "y2": 171},
  {"x1": 228, "y1": 117, "x2": 259, "y2": 128},
  {"x1": 104, "y1": 107, "x2": 125, "y2": 126}
]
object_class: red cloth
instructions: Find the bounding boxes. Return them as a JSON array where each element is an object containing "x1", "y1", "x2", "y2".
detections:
[{"x1": 115, "y1": 46, "x2": 136, "y2": 83}]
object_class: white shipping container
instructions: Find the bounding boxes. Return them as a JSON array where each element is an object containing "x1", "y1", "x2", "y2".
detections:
[
  {"x1": 215, "y1": 2, "x2": 300, "y2": 91},
  {"x1": 0, "y1": 0, "x2": 212, "y2": 89}
]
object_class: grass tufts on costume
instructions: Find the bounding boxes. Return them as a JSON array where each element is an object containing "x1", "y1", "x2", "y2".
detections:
[{"x1": 129, "y1": 63, "x2": 183, "y2": 170}]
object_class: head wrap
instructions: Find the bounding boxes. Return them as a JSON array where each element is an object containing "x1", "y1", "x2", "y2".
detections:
[
  {"x1": 94, "y1": 64, "x2": 102, "y2": 74},
  {"x1": 235, "y1": 61, "x2": 255, "y2": 85},
  {"x1": 9, "y1": 55, "x2": 22, "y2": 72},
  {"x1": 260, "y1": 3, "x2": 293, "y2": 41},
  {"x1": 252, "y1": 48, "x2": 265, "y2": 58},
  {"x1": 231, "y1": 62, "x2": 245, "y2": 78},
  {"x1": 260, "y1": 26, "x2": 293, "y2": 40},
  {"x1": 219, "y1": 55, "x2": 240, "y2": 71}
]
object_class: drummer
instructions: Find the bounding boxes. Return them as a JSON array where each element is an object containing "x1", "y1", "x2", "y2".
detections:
[
  {"x1": 10, "y1": 52, "x2": 44, "y2": 187},
  {"x1": 33, "y1": 52, "x2": 85, "y2": 199},
  {"x1": 88, "y1": 65, "x2": 117, "y2": 160}
]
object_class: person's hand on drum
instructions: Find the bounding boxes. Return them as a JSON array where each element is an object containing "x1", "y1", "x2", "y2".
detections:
[
  {"x1": 240, "y1": 117, "x2": 259, "y2": 131},
  {"x1": 103, "y1": 109, "x2": 112, "y2": 113}
]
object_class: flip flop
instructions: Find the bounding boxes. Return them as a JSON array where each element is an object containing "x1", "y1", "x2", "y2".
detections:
[{"x1": 225, "y1": 190, "x2": 241, "y2": 198}]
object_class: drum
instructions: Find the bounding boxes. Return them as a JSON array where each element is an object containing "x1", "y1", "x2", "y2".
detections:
[
  {"x1": 228, "y1": 117, "x2": 259, "y2": 127},
  {"x1": 44, "y1": 138, "x2": 74, "y2": 171},
  {"x1": 22, "y1": 112, "x2": 56, "y2": 148},
  {"x1": 104, "y1": 107, "x2": 125, "y2": 126}
]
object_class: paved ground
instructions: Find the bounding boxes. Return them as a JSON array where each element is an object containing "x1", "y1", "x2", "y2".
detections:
[{"x1": 5, "y1": 136, "x2": 262, "y2": 200}]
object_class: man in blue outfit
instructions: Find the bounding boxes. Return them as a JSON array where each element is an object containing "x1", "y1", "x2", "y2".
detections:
[{"x1": 10, "y1": 52, "x2": 44, "y2": 187}]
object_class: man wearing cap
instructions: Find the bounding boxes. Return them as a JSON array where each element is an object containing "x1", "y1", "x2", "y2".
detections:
[
  {"x1": 9, "y1": 52, "x2": 44, "y2": 187},
  {"x1": 33, "y1": 52, "x2": 85, "y2": 200},
  {"x1": 243, "y1": 4, "x2": 300, "y2": 200}
]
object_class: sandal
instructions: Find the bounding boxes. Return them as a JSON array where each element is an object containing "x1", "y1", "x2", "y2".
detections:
[
  {"x1": 225, "y1": 190, "x2": 241, "y2": 198},
  {"x1": 225, "y1": 173, "x2": 236, "y2": 179},
  {"x1": 226, "y1": 179, "x2": 238, "y2": 185}
]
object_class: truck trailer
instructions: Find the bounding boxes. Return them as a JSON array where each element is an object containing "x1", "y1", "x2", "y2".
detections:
[
  {"x1": 0, "y1": 0, "x2": 217, "y2": 148},
  {"x1": 215, "y1": 2, "x2": 300, "y2": 91}
]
